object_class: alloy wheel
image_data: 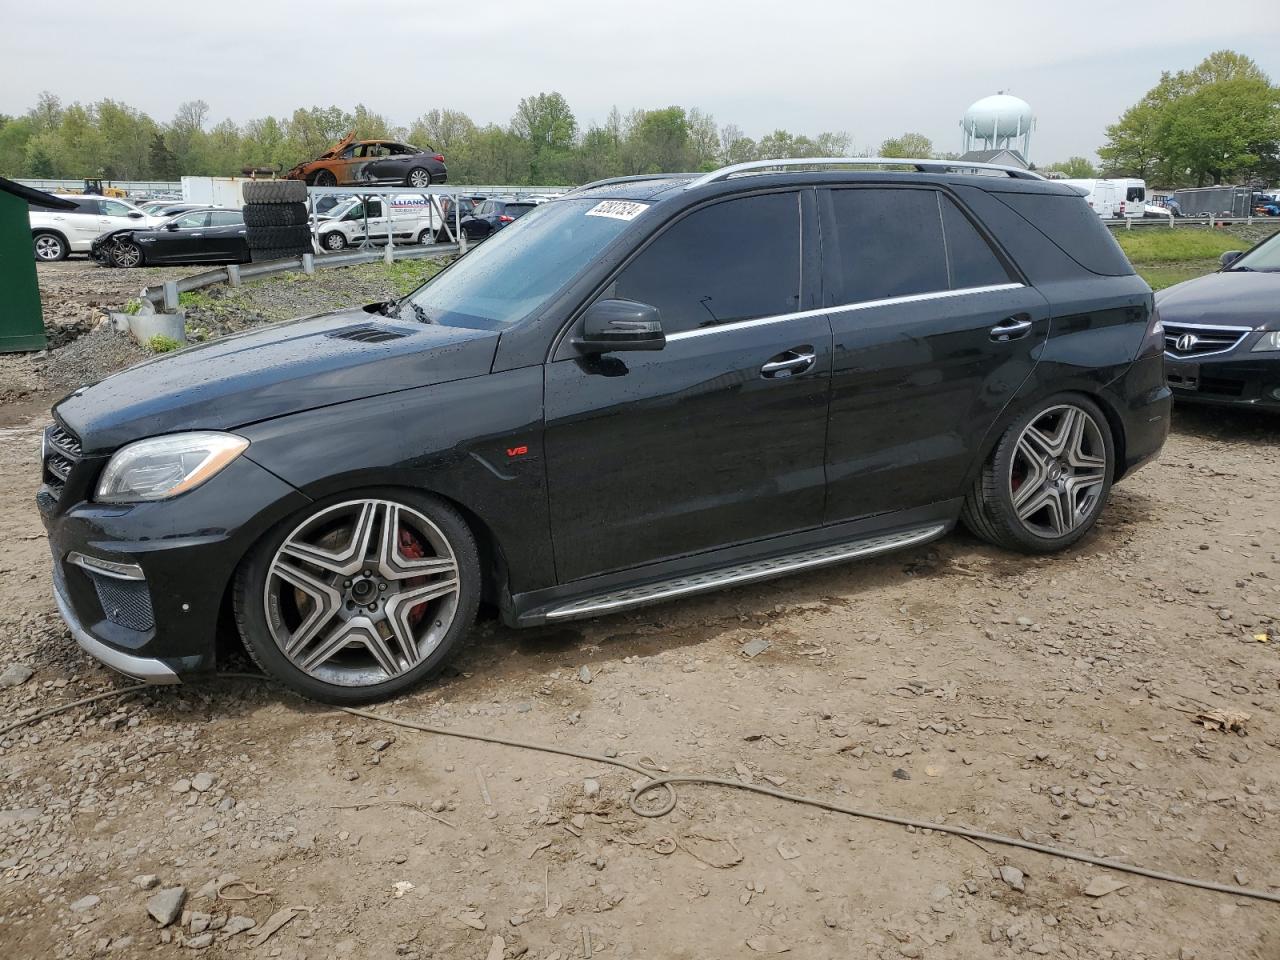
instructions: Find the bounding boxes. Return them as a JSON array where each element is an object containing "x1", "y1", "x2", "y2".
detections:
[
  {"x1": 263, "y1": 499, "x2": 461, "y2": 687},
  {"x1": 408, "y1": 168, "x2": 432, "y2": 187},
  {"x1": 34, "y1": 235, "x2": 63, "y2": 260},
  {"x1": 112, "y1": 241, "x2": 142, "y2": 268},
  {"x1": 1008, "y1": 404, "x2": 1108, "y2": 538}
]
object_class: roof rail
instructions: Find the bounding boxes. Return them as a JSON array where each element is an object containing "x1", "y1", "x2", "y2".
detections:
[
  {"x1": 684, "y1": 157, "x2": 1044, "y2": 189},
  {"x1": 565, "y1": 172, "x2": 697, "y2": 195}
]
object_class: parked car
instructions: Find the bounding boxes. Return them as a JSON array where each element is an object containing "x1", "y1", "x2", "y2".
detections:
[
  {"x1": 137, "y1": 201, "x2": 208, "y2": 218},
  {"x1": 1157, "y1": 230, "x2": 1280, "y2": 409},
  {"x1": 38, "y1": 159, "x2": 1169, "y2": 703},
  {"x1": 285, "y1": 132, "x2": 447, "y2": 187},
  {"x1": 90, "y1": 208, "x2": 249, "y2": 268},
  {"x1": 315, "y1": 195, "x2": 440, "y2": 251},
  {"x1": 1253, "y1": 195, "x2": 1280, "y2": 217},
  {"x1": 30, "y1": 195, "x2": 161, "y2": 261},
  {"x1": 458, "y1": 198, "x2": 538, "y2": 240}
]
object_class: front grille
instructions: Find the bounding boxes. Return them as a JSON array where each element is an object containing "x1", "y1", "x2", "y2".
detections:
[
  {"x1": 88, "y1": 574, "x2": 155, "y2": 632},
  {"x1": 1163, "y1": 323, "x2": 1250, "y2": 359},
  {"x1": 42, "y1": 423, "x2": 83, "y2": 498}
]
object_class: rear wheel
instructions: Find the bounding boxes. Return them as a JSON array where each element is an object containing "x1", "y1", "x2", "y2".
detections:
[
  {"x1": 33, "y1": 232, "x2": 68, "y2": 262},
  {"x1": 233, "y1": 491, "x2": 480, "y2": 704},
  {"x1": 406, "y1": 167, "x2": 432, "y2": 188},
  {"x1": 961, "y1": 395, "x2": 1114, "y2": 553}
]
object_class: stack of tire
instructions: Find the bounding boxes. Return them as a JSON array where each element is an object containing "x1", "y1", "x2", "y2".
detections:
[{"x1": 241, "y1": 180, "x2": 313, "y2": 262}]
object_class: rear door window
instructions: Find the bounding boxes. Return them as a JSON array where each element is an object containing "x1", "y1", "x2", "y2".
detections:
[
  {"x1": 508, "y1": 203, "x2": 536, "y2": 219},
  {"x1": 607, "y1": 191, "x2": 801, "y2": 335},
  {"x1": 209, "y1": 211, "x2": 244, "y2": 226},
  {"x1": 826, "y1": 188, "x2": 948, "y2": 303},
  {"x1": 940, "y1": 196, "x2": 1015, "y2": 289}
]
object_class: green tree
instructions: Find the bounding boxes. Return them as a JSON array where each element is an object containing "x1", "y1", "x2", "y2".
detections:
[
  {"x1": 879, "y1": 132, "x2": 933, "y2": 158},
  {"x1": 1043, "y1": 156, "x2": 1098, "y2": 178},
  {"x1": 621, "y1": 107, "x2": 689, "y2": 174},
  {"x1": 148, "y1": 132, "x2": 179, "y2": 179},
  {"x1": 1100, "y1": 50, "x2": 1280, "y2": 185},
  {"x1": 407, "y1": 109, "x2": 477, "y2": 154},
  {"x1": 0, "y1": 115, "x2": 36, "y2": 176}
]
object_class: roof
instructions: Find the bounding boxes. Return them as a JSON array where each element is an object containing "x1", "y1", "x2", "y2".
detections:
[{"x1": 0, "y1": 176, "x2": 77, "y2": 209}]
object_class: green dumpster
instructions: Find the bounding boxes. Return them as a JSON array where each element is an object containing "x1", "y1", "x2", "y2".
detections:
[{"x1": 0, "y1": 176, "x2": 76, "y2": 353}]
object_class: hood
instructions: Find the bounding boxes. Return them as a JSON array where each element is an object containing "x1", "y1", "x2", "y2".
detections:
[
  {"x1": 55, "y1": 308, "x2": 500, "y2": 453},
  {"x1": 1154, "y1": 270, "x2": 1280, "y2": 328}
]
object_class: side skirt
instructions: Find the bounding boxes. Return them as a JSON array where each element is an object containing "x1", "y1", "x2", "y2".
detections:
[{"x1": 505, "y1": 500, "x2": 959, "y2": 627}]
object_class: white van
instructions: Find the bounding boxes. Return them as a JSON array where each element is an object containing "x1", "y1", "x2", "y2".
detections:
[
  {"x1": 1113, "y1": 178, "x2": 1147, "y2": 218},
  {"x1": 1060, "y1": 179, "x2": 1123, "y2": 219},
  {"x1": 315, "y1": 195, "x2": 440, "y2": 251}
]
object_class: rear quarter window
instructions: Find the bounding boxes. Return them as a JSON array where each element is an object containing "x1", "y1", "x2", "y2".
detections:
[{"x1": 992, "y1": 191, "x2": 1133, "y2": 276}]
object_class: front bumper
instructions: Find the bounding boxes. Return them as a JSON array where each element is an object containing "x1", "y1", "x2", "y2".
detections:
[
  {"x1": 41, "y1": 453, "x2": 310, "y2": 682},
  {"x1": 1166, "y1": 352, "x2": 1280, "y2": 409}
]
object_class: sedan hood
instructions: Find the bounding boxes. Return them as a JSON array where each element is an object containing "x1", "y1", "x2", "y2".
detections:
[
  {"x1": 56, "y1": 308, "x2": 500, "y2": 453},
  {"x1": 1154, "y1": 270, "x2": 1280, "y2": 328}
]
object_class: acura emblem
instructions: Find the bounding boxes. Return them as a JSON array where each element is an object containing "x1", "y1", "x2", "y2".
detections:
[{"x1": 1175, "y1": 333, "x2": 1199, "y2": 352}]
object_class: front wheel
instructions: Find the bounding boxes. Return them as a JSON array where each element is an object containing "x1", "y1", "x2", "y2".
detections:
[
  {"x1": 233, "y1": 491, "x2": 481, "y2": 704},
  {"x1": 110, "y1": 239, "x2": 144, "y2": 268},
  {"x1": 321, "y1": 231, "x2": 347, "y2": 251},
  {"x1": 312, "y1": 169, "x2": 338, "y2": 187},
  {"x1": 961, "y1": 396, "x2": 1114, "y2": 554}
]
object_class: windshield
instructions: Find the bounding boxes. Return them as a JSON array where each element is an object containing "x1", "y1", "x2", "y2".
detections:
[
  {"x1": 324, "y1": 198, "x2": 359, "y2": 220},
  {"x1": 404, "y1": 198, "x2": 641, "y2": 330},
  {"x1": 1231, "y1": 231, "x2": 1280, "y2": 272}
]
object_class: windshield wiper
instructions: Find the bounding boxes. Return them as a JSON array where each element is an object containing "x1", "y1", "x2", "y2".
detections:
[{"x1": 393, "y1": 298, "x2": 433, "y2": 324}]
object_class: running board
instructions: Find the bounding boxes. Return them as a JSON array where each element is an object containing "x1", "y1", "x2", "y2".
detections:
[{"x1": 543, "y1": 522, "x2": 948, "y2": 622}]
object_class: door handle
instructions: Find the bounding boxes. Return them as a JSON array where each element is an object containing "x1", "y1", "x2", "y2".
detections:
[
  {"x1": 990, "y1": 314, "x2": 1033, "y2": 342},
  {"x1": 761, "y1": 348, "x2": 817, "y2": 378}
]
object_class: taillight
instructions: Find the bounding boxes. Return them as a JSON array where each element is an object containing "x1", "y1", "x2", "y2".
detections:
[
  {"x1": 1138, "y1": 306, "x2": 1164, "y2": 359},
  {"x1": 432, "y1": 154, "x2": 445, "y2": 163},
  {"x1": 498, "y1": 215, "x2": 514, "y2": 223}
]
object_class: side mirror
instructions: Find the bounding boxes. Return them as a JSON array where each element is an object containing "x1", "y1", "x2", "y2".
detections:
[
  {"x1": 128, "y1": 211, "x2": 144, "y2": 219},
  {"x1": 165, "y1": 222, "x2": 180, "y2": 231},
  {"x1": 1220, "y1": 250, "x2": 1243, "y2": 268},
  {"x1": 574, "y1": 299, "x2": 665, "y2": 353}
]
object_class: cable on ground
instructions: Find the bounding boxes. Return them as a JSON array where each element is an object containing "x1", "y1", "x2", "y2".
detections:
[{"x1": 3, "y1": 672, "x2": 1276, "y2": 905}]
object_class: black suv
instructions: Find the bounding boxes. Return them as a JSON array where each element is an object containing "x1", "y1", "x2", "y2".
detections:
[{"x1": 38, "y1": 159, "x2": 1170, "y2": 703}]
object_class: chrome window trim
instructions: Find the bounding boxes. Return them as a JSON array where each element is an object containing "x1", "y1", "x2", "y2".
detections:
[{"x1": 664, "y1": 283, "x2": 1025, "y2": 342}]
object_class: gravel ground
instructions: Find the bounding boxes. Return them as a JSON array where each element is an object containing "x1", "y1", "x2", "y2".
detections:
[{"x1": 0, "y1": 258, "x2": 445, "y2": 405}]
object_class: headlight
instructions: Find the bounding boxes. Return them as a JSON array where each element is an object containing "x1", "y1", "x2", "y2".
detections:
[
  {"x1": 96, "y1": 432, "x2": 249, "y2": 503},
  {"x1": 1251, "y1": 331, "x2": 1280, "y2": 353}
]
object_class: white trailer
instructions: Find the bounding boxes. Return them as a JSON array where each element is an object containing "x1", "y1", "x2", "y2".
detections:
[{"x1": 180, "y1": 176, "x2": 255, "y2": 208}]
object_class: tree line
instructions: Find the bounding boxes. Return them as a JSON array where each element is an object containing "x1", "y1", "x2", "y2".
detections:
[{"x1": 0, "y1": 92, "x2": 876, "y2": 185}]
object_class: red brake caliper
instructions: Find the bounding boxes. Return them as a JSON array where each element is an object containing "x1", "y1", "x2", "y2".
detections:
[{"x1": 398, "y1": 526, "x2": 431, "y2": 626}]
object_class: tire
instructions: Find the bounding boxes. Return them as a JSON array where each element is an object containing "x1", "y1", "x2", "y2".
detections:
[
  {"x1": 320, "y1": 231, "x2": 347, "y2": 252},
  {"x1": 416, "y1": 229, "x2": 436, "y2": 245},
  {"x1": 33, "y1": 231, "x2": 68, "y2": 262},
  {"x1": 233, "y1": 489, "x2": 481, "y2": 704},
  {"x1": 405, "y1": 167, "x2": 432, "y2": 188},
  {"x1": 109, "y1": 239, "x2": 144, "y2": 268},
  {"x1": 241, "y1": 179, "x2": 308, "y2": 204},
  {"x1": 961, "y1": 394, "x2": 1115, "y2": 554},
  {"x1": 246, "y1": 224, "x2": 312, "y2": 250},
  {"x1": 250, "y1": 245, "x2": 310, "y2": 263},
  {"x1": 243, "y1": 203, "x2": 309, "y2": 228},
  {"x1": 311, "y1": 170, "x2": 338, "y2": 188}
]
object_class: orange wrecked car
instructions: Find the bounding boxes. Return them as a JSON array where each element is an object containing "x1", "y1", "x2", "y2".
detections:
[{"x1": 285, "y1": 132, "x2": 448, "y2": 188}]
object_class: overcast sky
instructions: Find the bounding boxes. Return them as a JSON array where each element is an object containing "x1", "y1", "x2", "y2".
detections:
[{"x1": 3, "y1": 0, "x2": 1279, "y2": 163}]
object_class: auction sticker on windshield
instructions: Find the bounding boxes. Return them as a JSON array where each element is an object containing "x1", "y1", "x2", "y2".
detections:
[{"x1": 586, "y1": 200, "x2": 648, "y2": 221}]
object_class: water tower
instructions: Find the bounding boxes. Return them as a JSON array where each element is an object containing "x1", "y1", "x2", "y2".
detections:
[{"x1": 961, "y1": 93, "x2": 1034, "y2": 162}]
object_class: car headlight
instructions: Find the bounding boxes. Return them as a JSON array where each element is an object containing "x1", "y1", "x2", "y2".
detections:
[
  {"x1": 96, "y1": 432, "x2": 249, "y2": 503},
  {"x1": 1252, "y1": 331, "x2": 1280, "y2": 353}
]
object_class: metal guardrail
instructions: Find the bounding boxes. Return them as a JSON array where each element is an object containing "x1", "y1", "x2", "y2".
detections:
[
  {"x1": 1105, "y1": 215, "x2": 1280, "y2": 229},
  {"x1": 140, "y1": 242, "x2": 459, "y2": 312}
]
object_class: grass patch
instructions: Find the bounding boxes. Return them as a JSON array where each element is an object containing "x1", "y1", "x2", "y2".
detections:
[
  {"x1": 1134, "y1": 263, "x2": 1217, "y2": 291},
  {"x1": 178, "y1": 290, "x2": 218, "y2": 310},
  {"x1": 1114, "y1": 229, "x2": 1244, "y2": 263},
  {"x1": 122, "y1": 298, "x2": 142, "y2": 315},
  {"x1": 147, "y1": 334, "x2": 183, "y2": 353},
  {"x1": 380, "y1": 257, "x2": 448, "y2": 296}
]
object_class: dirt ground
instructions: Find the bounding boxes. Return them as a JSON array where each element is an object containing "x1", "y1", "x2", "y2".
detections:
[{"x1": 2, "y1": 262, "x2": 1280, "y2": 960}]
